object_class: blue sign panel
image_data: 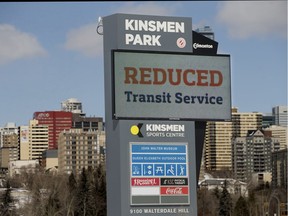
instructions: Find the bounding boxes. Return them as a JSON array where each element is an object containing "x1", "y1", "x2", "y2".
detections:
[
  {"x1": 132, "y1": 154, "x2": 186, "y2": 163},
  {"x1": 130, "y1": 142, "x2": 190, "y2": 206},
  {"x1": 132, "y1": 144, "x2": 186, "y2": 153},
  {"x1": 130, "y1": 143, "x2": 188, "y2": 178}
]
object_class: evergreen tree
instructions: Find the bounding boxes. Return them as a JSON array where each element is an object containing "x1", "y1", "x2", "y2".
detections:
[
  {"x1": 44, "y1": 184, "x2": 62, "y2": 216},
  {"x1": 218, "y1": 180, "x2": 233, "y2": 216},
  {"x1": 86, "y1": 167, "x2": 98, "y2": 216},
  {"x1": 68, "y1": 172, "x2": 77, "y2": 192},
  {"x1": 85, "y1": 165, "x2": 107, "y2": 216},
  {"x1": 233, "y1": 196, "x2": 249, "y2": 216},
  {"x1": 75, "y1": 168, "x2": 89, "y2": 216},
  {"x1": 96, "y1": 165, "x2": 107, "y2": 216},
  {"x1": 213, "y1": 186, "x2": 221, "y2": 199},
  {"x1": 247, "y1": 190, "x2": 256, "y2": 216},
  {"x1": 66, "y1": 172, "x2": 77, "y2": 215},
  {"x1": 0, "y1": 180, "x2": 14, "y2": 216}
]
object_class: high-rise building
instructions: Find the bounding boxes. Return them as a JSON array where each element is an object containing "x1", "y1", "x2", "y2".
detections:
[
  {"x1": 61, "y1": 98, "x2": 83, "y2": 115},
  {"x1": 0, "y1": 122, "x2": 18, "y2": 148},
  {"x1": 58, "y1": 129, "x2": 105, "y2": 174},
  {"x1": 0, "y1": 133, "x2": 18, "y2": 168},
  {"x1": 273, "y1": 106, "x2": 288, "y2": 127},
  {"x1": 232, "y1": 130, "x2": 280, "y2": 182},
  {"x1": 271, "y1": 149, "x2": 287, "y2": 189},
  {"x1": 205, "y1": 108, "x2": 263, "y2": 171},
  {"x1": 72, "y1": 113, "x2": 104, "y2": 132},
  {"x1": 19, "y1": 126, "x2": 29, "y2": 160},
  {"x1": 262, "y1": 113, "x2": 275, "y2": 128},
  {"x1": 195, "y1": 26, "x2": 215, "y2": 40},
  {"x1": 263, "y1": 125, "x2": 288, "y2": 149},
  {"x1": 205, "y1": 121, "x2": 232, "y2": 171},
  {"x1": 33, "y1": 111, "x2": 72, "y2": 149},
  {"x1": 28, "y1": 119, "x2": 49, "y2": 160}
]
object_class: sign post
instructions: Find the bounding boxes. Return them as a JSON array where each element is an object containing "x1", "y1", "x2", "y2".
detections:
[{"x1": 103, "y1": 13, "x2": 231, "y2": 216}]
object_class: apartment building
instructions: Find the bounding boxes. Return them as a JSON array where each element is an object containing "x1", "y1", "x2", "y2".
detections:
[
  {"x1": 232, "y1": 130, "x2": 280, "y2": 182},
  {"x1": 58, "y1": 129, "x2": 105, "y2": 174},
  {"x1": 0, "y1": 133, "x2": 18, "y2": 168},
  {"x1": 72, "y1": 113, "x2": 104, "y2": 132},
  {"x1": 263, "y1": 125, "x2": 288, "y2": 149},
  {"x1": 205, "y1": 108, "x2": 262, "y2": 171},
  {"x1": 0, "y1": 122, "x2": 18, "y2": 148},
  {"x1": 271, "y1": 149, "x2": 287, "y2": 189},
  {"x1": 28, "y1": 119, "x2": 49, "y2": 160},
  {"x1": 19, "y1": 126, "x2": 29, "y2": 160}
]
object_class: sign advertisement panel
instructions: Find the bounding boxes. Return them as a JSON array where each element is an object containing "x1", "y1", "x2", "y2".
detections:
[
  {"x1": 113, "y1": 14, "x2": 192, "y2": 52},
  {"x1": 130, "y1": 142, "x2": 189, "y2": 205},
  {"x1": 113, "y1": 51, "x2": 231, "y2": 120},
  {"x1": 127, "y1": 122, "x2": 195, "y2": 215},
  {"x1": 103, "y1": 13, "x2": 228, "y2": 216}
]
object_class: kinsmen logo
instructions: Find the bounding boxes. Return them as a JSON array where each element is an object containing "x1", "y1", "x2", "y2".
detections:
[{"x1": 130, "y1": 124, "x2": 143, "y2": 137}]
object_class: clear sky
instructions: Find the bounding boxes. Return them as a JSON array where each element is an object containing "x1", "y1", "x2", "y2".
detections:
[{"x1": 0, "y1": 1, "x2": 287, "y2": 127}]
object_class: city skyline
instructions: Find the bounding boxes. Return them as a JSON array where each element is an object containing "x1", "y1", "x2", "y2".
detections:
[{"x1": 0, "y1": 1, "x2": 287, "y2": 126}]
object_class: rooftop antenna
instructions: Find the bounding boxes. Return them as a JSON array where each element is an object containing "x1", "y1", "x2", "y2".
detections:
[{"x1": 97, "y1": 16, "x2": 103, "y2": 35}]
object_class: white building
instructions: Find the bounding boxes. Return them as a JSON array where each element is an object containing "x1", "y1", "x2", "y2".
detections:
[
  {"x1": 61, "y1": 98, "x2": 83, "y2": 114},
  {"x1": 198, "y1": 178, "x2": 248, "y2": 197},
  {"x1": 8, "y1": 160, "x2": 39, "y2": 177}
]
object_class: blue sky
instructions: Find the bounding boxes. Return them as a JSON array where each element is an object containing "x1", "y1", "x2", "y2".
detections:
[{"x1": 0, "y1": 1, "x2": 287, "y2": 126}]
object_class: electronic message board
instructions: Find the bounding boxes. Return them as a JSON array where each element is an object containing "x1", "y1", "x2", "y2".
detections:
[{"x1": 113, "y1": 51, "x2": 231, "y2": 120}]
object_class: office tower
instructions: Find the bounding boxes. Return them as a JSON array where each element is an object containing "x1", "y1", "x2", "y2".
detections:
[
  {"x1": 61, "y1": 98, "x2": 83, "y2": 115},
  {"x1": 262, "y1": 113, "x2": 275, "y2": 128},
  {"x1": 28, "y1": 119, "x2": 49, "y2": 160},
  {"x1": 232, "y1": 130, "x2": 280, "y2": 182},
  {"x1": 58, "y1": 129, "x2": 105, "y2": 174},
  {"x1": 195, "y1": 26, "x2": 215, "y2": 40},
  {"x1": 271, "y1": 149, "x2": 287, "y2": 189},
  {"x1": 273, "y1": 106, "x2": 288, "y2": 127},
  {"x1": 33, "y1": 111, "x2": 73, "y2": 149},
  {"x1": 0, "y1": 133, "x2": 18, "y2": 168},
  {"x1": 19, "y1": 126, "x2": 29, "y2": 160},
  {"x1": 205, "y1": 108, "x2": 262, "y2": 171},
  {"x1": 205, "y1": 121, "x2": 233, "y2": 171},
  {"x1": 0, "y1": 122, "x2": 18, "y2": 148},
  {"x1": 72, "y1": 113, "x2": 104, "y2": 132},
  {"x1": 263, "y1": 125, "x2": 288, "y2": 149}
]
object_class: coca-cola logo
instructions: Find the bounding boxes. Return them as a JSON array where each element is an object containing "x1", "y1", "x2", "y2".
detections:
[
  {"x1": 166, "y1": 187, "x2": 182, "y2": 194},
  {"x1": 161, "y1": 186, "x2": 188, "y2": 195}
]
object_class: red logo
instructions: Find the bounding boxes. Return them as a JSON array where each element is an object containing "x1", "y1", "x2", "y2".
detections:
[
  {"x1": 177, "y1": 37, "x2": 186, "y2": 48},
  {"x1": 131, "y1": 178, "x2": 160, "y2": 186},
  {"x1": 161, "y1": 186, "x2": 188, "y2": 195}
]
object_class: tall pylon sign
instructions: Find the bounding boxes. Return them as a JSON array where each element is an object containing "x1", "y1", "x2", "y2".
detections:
[{"x1": 103, "y1": 13, "x2": 231, "y2": 216}]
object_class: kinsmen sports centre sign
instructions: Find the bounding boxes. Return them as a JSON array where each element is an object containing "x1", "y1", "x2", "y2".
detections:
[{"x1": 113, "y1": 51, "x2": 231, "y2": 120}]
